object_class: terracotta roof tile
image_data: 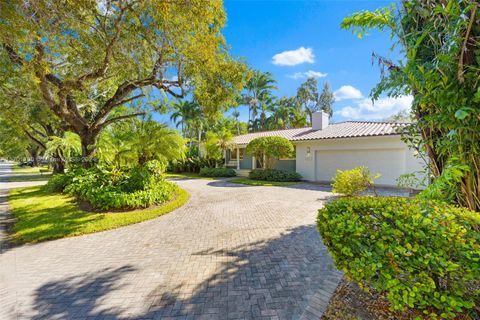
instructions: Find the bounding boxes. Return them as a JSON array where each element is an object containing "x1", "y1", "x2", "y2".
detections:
[{"x1": 233, "y1": 121, "x2": 407, "y2": 145}]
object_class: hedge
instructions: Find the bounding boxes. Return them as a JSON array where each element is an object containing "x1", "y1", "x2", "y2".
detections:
[
  {"x1": 249, "y1": 169, "x2": 301, "y2": 182},
  {"x1": 317, "y1": 196, "x2": 480, "y2": 318},
  {"x1": 199, "y1": 167, "x2": 236, "y2": 177}
]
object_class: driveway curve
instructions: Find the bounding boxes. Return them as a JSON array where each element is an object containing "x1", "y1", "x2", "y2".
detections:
[{"x1": 1, "y1": 165, "x2": 342, "y2": 320}]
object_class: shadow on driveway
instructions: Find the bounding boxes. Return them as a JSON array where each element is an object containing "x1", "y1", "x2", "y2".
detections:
[{"x1": 30, "y1": 225, "x2": 341, "y2": 319}]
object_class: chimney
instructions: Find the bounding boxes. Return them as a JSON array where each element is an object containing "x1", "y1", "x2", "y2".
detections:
[{"x1": 312, "y1": 111, "x2": 329, "y2": 130}]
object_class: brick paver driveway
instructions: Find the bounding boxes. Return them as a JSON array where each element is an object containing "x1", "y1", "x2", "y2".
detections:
[{"x1": 1, "y1": 166, "x2": 342, "y2": 320}]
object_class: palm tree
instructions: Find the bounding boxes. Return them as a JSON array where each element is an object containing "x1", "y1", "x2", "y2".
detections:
[
  {"x1": 170, "y1": 100, "x2": 202, "y2": 148},
  {"x1": 232, "y1": 107, "x2": 241, "y2": 134},
  {"x1": 101, "y1": 118, "x2": 186, "y2": 167},
  {"x1": 243, "y1": 70, "x2": 277, "y2": 131}
]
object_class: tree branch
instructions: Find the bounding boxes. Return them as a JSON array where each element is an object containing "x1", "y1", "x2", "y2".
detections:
[
  {"x1": 457, "y1": 4, "x2": 477, "y2": 83},
  {"x1": 24, "y1": 129, "x2": 47, "y2": 150},
  {"x1": 99, "y1": 112, "x2": 146, "y2": 129}
]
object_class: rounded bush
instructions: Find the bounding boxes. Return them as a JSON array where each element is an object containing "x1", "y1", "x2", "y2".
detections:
[
  {"x1": 45, "y1": 174, "x2": 74, "y2": 193},
  {"x1": 317, "y1": 196, "x2": 480, "y2": 318},
  {"x1": 249, "y1": 169, "x2": 301, "y2": 182},
  {"x1": 199, "y1": 167, "x2": 236, "y2": 177}
]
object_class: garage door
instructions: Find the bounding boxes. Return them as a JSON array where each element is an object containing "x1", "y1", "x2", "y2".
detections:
[{"x1": 315, "y1": 149, "x2": 405, "y2": 186}]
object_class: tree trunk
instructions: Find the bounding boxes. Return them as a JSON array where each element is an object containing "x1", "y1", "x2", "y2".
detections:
[
  {"x1": 28, "y1": 147, "x2": 39, "y2": 167},
  {"x1": 80, "y1": 133, "x2": 98, "y2": 168},
  {"x1": 52, "y1": 159, "x2": 65, "y2": 174}
]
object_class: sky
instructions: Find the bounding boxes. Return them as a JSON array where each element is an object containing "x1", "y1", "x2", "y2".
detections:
[{"x1": 157, "y1": 0, "x2": 411, "y2": 125}]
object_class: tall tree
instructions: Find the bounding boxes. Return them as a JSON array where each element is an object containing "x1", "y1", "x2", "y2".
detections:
[
  {"x1": 342, "y1": 0, "x2": 480, "y2": 211},
  {"x1": 318, "y1": 82, "x2": 334, "y2": 118},
  {"x1": 0, "y1": 0, "x2": 246, "y2": 166},
  {"x1": 296, "y1": 77, "x2": 319, "y2": 125},
  {"x1": 243, "y1": 70, "x2": 277, "y2": 131}
]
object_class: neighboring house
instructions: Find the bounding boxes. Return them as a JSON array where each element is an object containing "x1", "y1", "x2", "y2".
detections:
[{"x1": 228, "y1": 111, "x2": 425, "y2": 187}]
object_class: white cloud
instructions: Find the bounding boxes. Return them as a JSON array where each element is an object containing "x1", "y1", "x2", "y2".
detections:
[
  {"x1": 290, "y1": 70, "x2": 327, "y2": 80},
  {"x1": 335, "y1": 95, "x2": 413, "y2": 121},
  {"x1": 334, "y1": 85, "x2": 363, "y2": 101},
  {"x1": 272, "y1": 47, "x2": 315, "y2": 66}
]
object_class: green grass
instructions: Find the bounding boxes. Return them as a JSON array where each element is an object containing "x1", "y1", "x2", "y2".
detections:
[
  {"x1": 12, "y1": 165, "x2": 51, "y2": 174},
  {"x1": 228, "y1": 178, "x2": 301, "y2": 187},
  {"x1": 8, "y1": 173, "x2": 52, "y2": 182},
  {"x1": 9, "y1": 165, "x2": 52, "y2": 182},
  {"x1": 164, "y1": 172, "x2": 217, "y2": 180},
  {"x1": 8, "y1": 185, "x2": 189, "y2": 244}
]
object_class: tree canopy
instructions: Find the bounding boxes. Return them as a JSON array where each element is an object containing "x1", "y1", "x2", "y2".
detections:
[
  {"x1": 342, "y1": 0, "x2": 480, "y2": 211},
  {"x1": 0, "y1": 0, "x2": 247, "y2": 163}
]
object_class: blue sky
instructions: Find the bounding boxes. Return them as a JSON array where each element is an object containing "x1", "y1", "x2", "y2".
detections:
[{"x1": 158, "y1": 0, "x2": 411, "y2": 125}]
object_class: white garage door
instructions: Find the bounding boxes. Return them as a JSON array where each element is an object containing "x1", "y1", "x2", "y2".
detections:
[{"x1": 315, "y1": 149, "x2": 405, "y2": 186}]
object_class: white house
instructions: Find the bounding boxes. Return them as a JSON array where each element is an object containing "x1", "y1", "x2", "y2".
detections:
[{"x1": 228, "y1": 111, "x2": 425, "y2": 187}]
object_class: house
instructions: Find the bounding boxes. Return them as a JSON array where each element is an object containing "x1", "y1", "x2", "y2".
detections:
[{"x1": 228, "y1": 111, "x2": 425, "y2": 187}]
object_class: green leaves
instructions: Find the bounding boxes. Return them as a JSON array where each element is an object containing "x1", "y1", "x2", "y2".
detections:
[{"x1": 317, "y1": 196, "x2": 480, "y2": 318}]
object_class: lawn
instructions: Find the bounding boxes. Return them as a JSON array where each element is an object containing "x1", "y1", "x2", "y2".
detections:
[
  {"x1": 12, "y1": 165, "x2": 51, "y2": 174},
  {"x1": 8, "y1": 185, "x2": 189, "y2": 244},
  {"x1": 228, "y1": 178, "x2": 301, "y2": 187},
  {"x1": 164, "y1": 172, "x2": 217, "y2": 180}
]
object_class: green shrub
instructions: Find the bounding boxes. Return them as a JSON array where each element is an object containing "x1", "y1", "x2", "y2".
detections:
[
  {"x1": 246, "y1": 136, "x2": 294, "y2": 169},
  {"x1": 199, "y1": 167, "x2": 236, "y2": 177},
  {"x1": 331, "y1": 166, "x2": 380, "y2": 196},
  {"x1": 45, "y1": 174, "x2": 74, "y2": 193},
  {"x1": 249, "y1": 169, "x2": 301, "y2": 182},
  {"x1": 317, "y1": 196, "x2": 480, "y2": 318},
  {"x1": 62, "y1": 162, "x2": 176, "y2": 210}
]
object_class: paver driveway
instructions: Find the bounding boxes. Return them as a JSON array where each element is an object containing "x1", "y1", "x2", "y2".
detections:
[{"x1": 0, "y1": 165, "x2": 342, "y2": 320}]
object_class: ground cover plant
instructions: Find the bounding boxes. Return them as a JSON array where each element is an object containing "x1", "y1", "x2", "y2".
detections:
[{"x1": 48, "y1": 161, "x2": 176, "y2": 211}]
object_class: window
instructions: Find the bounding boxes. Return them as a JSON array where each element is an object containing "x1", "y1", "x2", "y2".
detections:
[{"x1": 230, "y1": 148, "x2": 245, "y2": 160}]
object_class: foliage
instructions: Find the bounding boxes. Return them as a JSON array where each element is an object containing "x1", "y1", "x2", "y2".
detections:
[
  {"x1": 45, "y1": 174, "x2": 74, "y2": 193},
  {"x1": 199, "y1": 167, "x2": 236, "y2": 177},
  {"x1": 168, "y1": 146, "x2": 214, "y2": 173},
  {"x1": 204, "y1": 129, "x2": 233, "y2": 163},
  {"x1": 341, "y1": 1, "x2": 480, "y2": 211},
  {"x1": 63, "y1": 161, "x2": 176, "y2": 210},
  {"x1": 9, "y1": 185, "x2": 188, "y2": 244},
  {"x1": 317, "y1": 196, "x2": 480, "y2": 318},
  {"x1": 296, "y1": 77, "x2": 319, "y2": 124},
  {"x1": 243, "y1": 70, "x2": 277, "y2": 131},
  {"x1": 98, "y1": 118, "x2": 185, "y2": 167},
  {"x1": 249, "y1": 169, "x2": 301, "y2": 182},
  {"x1": 318, "y1": 82, "x2": 334, "y2": 118},
  {"x1": 229, "y1": 178, "x2": 299, "y2": 187},
  {"x1": 246, "y1": 136, "x2": 295, "y2": 169},
  {"x1": 45, "y1": 132, "x2": 81, "y2": 164},
  {"x1": 331, "y1": 166, "x2": 380, "y2": 196},
  {"x1": 0, "y1": 0, "x2": 247, "y2": 161}
]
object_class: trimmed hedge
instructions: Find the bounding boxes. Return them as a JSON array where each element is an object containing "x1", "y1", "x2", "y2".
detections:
[
  {"x1": 249, "y1": 169, "x2": 301, "y2": 182},
  {"x1": 199, "y1": 167, "x2": 236, "y2": 177},
  {"x1": 317, "y1": 196, "x2": 480, "y2": 318}
]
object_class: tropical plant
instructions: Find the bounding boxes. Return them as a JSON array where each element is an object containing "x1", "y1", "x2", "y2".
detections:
[
  {"x1": 249, "y1": 169, "x2": 301, "y2": 182},
  {"x1": 98, "y1": 118, "x2": 185, "y2": 168},
  {"x1": 243, "y1": 70, "x2": 277, "y2": 131},
  {"x1": 0, "y1": 0, "x2": 247, "y2": 165},
  {"x1": 246, "y1": 136, "x2": 294, "y2": 169},
  {"x1": 296, "y1": 77, "x2": 319, "y2": 124},
  {"x1": 45, "y1": 132, "x2": 81, "y2": 168},
  {"x1": 341, "y1": 1, "x2": 480, "y2": 211}
]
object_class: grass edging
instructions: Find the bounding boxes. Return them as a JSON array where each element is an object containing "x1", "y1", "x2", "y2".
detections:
[
  {"x1": 8, "y1": 185, "x2": 190, "y2": 244},
  {"x1": 228, "y1": 178, "x2": 300, "y2": 187}
]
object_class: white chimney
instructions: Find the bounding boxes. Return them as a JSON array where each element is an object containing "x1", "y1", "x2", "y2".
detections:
[{"x1": 312, "y1": 111, "x2": 329, "y2": 130}]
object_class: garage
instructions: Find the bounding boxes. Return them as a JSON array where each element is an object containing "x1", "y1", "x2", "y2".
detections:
[{"x1": 315, "y1": 148, "x2": 406, "y2": 186}]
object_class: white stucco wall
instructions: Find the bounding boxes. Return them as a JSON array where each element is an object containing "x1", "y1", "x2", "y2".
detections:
[{"x1": 294, "y1": 135, "x2": 426, "y2": 187}]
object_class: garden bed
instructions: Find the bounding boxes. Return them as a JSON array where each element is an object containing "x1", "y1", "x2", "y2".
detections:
[{"x1": 8, "y1": 185, "x2": 189, "y2": 244}]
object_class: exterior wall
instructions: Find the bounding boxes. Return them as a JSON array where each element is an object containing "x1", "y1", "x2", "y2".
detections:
[
  {"x1": 240, "y1": 154, "x2": 253, "y2": 170},
  {"x1": 295, "y1": 136, "x2": 426, "y2": 187},
  {"x1": 274, "y1": 160, "x2": 296, "y2": 172}
]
